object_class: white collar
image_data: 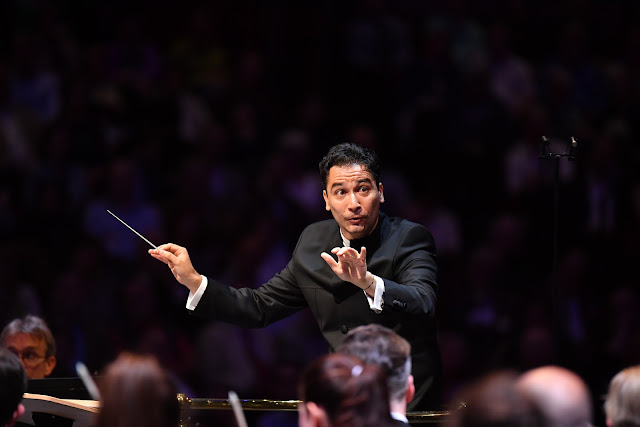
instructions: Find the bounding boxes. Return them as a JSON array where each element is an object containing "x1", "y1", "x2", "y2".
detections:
[
  {"x1": 391, "y1": 412, "x2": 409, "y2": 423},
  {"x1": 339, "y1": 229, "x2": 350, "y2": 247}
]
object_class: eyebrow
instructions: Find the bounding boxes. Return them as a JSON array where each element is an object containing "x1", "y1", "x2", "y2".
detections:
[
  {"x1": 329, "y1": 178, "x2": 374, "y2": 190},
  {"x1": 8, "y1": 345, "x2": 38, "y2": 351}
]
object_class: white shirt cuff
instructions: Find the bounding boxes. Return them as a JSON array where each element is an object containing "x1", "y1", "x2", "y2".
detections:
[
  {"x1": 365, "y1": 275, "x2": 384, "y2": 313},
  {"x1": 186, "y1": 275, "x2": 208, "y2": 310}
]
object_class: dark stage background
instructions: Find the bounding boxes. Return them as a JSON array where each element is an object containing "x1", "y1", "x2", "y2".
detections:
[{"x1": 1, "y1": 0, "x2": 640, "y2": 425}]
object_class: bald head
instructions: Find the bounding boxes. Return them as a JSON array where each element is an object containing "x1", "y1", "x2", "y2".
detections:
[{"x1": 517, "y1": 366, "x2": 592, "y2": 427}]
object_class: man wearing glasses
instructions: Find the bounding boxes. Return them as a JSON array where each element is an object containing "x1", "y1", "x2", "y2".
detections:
[{"x1": 1, "y1": 315, "x2": 56, "y2": 379}]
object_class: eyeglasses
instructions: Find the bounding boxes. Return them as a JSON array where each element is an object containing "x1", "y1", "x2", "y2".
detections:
[{"x1": 8, "y1": 349, "x2": 47, "y2": 368}]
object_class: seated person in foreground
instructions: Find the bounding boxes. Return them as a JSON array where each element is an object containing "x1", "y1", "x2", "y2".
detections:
[
  {"x1": 0, "y1": 347, "x2": 28, "y2": 427},
  {"x1": 517, "y1": 365, "x2": 593, "y2": 427},
  {"x1": 95, "y1": 352, "x2": 180, "y2": 427},
  {"x1": 298, "y1": 352, "x2": 398, "y2": 427},
  {"x1": 445, "y1": 370, "x2": 545, "y2": 427},
  {"x1": 1, "y1": 315, "x2": 56, "y2": 379},
  {"x1": 604, "y1": 364, "x2": 640, "y2": 427},
  {"x1": 337, "y1": 324, "x2": 414, "y2": 424}
]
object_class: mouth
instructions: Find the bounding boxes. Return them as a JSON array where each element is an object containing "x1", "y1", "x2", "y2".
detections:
[{"x1": 347, "y1": 217, "x2": 364, "y2": 225}]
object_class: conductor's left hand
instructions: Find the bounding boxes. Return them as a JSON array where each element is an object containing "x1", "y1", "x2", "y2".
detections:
[{"x1": 149, "y1": 243, "x2": 202, "y2": 293}]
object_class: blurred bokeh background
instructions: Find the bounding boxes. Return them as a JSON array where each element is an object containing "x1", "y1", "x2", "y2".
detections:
[{"x1": 2, "y1": 0, "x2": 640, "y2": 425}]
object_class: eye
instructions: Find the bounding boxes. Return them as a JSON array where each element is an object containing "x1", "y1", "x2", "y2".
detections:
[
  {"x1": 23, "y1": 351, "x2": 39, "y2": 361},
  {"x1": 359, "y1": 186, "x2": 370, "y2": 193}
]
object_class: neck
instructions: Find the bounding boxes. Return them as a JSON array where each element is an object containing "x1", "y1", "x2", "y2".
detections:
[{"x1": 390, "y1": 399, "x2": 407, "y2": 417}]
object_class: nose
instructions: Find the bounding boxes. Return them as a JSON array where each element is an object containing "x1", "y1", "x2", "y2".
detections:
[{"x1": 347, "y1": 192, "x2": 361, "y2": 210}]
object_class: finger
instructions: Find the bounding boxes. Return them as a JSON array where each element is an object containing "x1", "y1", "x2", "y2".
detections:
[
  {"x1": 321, "y1": 252, "x2": 339, "y2": 269},
  {"x1": 154, "y1": 248, "x2": 180, "y2": 265},
  {"x1": 341, "y1": 260, "x2": 354, "y2": 277},
  {"x1": 359, "y1": 246, "x2": 367, "y2": 260},
  {"x1": 336, "y1": 247, "x2": 358, "y2": 257},
  {"x1": 156, "y1": 243, "x2": 183, "y2": 253},
  {"x1": 149, "y1": 251, "x2": 170, "y2": 265},
  {"x1": 330, "y1": 247, "x2": 342, "y2": 254}
]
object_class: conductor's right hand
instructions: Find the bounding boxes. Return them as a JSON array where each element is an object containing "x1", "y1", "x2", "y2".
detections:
[{"x1": 149, "y1": 243, "x2": 202, "y2": 294}]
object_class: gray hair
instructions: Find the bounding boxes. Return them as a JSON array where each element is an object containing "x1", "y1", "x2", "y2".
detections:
[
  {"x1": 1, "y1": 315, "x2": 56, "y2": 358},
  {"x1": 337, "y1": 324, "x2": 411, "y2": 403},
  {"x1": 604, "y1": 365, "x2": 640, "y2": 427}
]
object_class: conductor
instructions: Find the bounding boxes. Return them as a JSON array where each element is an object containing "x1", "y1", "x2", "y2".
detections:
[{"x1": 149, "y1": 142, "x2": 442, "y2": 410}]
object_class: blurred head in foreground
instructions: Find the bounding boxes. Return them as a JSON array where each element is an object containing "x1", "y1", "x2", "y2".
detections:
[
  {"x1": 604, "y1": 365, "x2": 640, "y2": 427},
  {"x1": 447, "y1": 370, "x2": 544, "y2": 427},
  {"x1": 298, "y1": 352, "x2": 397, "y2": 427},
  {"x1": 96, "y1": 352, "x2": 180, "y2": 427},
  {"x1": 517, "y1": 365, "x2": 592, "y2": 427},
  {"x1": 0, "y1": 347, "x2": 27, "y2": 427},
  {"x1": 337, "y1": 324, "x2": 414, "y2": 416}
]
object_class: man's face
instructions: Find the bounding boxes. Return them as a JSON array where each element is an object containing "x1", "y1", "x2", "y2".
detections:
[
  {"x1": 3, "y1": 333, "x2": 56, "y2": 379},
  {"x1": 323, "y1": 164, "x2": 384, "y2": 240}
]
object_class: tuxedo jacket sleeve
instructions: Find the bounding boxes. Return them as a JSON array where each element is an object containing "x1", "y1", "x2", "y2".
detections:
[{"x1": 191, "y1": 212, "x2": 441, "y2": 409}]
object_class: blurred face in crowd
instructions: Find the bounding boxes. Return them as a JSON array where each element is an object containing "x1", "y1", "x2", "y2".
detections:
[
  {"x1": 323, "y1": 164, "x2": 384, "y2": 240},
  {"x1": 3, "y1": 333, "x2": 56, "y2": 379}
]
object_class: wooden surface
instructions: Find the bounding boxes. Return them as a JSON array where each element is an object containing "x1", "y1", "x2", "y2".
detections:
[{"x1": 18, "y1": 393, "x2": 99, "y2": 427}]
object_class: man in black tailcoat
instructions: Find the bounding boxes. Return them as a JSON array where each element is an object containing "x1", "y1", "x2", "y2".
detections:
[{"x1": 150, "y1": 142, "x2": 442, "y2": 411}]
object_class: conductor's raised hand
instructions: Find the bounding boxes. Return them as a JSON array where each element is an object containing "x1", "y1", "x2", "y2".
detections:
[
  {"x1": 320, "y1": 246, "x2": 371, "y2": 290},
  {"x1": 149, "y1": 243, "x2": 202, "y2": 293}
]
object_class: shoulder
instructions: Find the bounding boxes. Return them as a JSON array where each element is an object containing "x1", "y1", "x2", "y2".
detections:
[
  {"x1": 382, "y1": 213, "x2": 431, "y2": 235},
  {"x1": 291, "y1": 218, "x2": 340, "y2": 256},
  {"x1": 381, "y1": 213, "x2": 436, "y2": 248},
  {"x1": 300, "y1": 218, "x2": 338, "y2": 235}
]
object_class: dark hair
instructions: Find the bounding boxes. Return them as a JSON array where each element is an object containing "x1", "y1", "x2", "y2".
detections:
[
  {"x1": 318, "y1": 143, "x2": 381, "y2": 190},
  {"x1": 337, "y1": 324, "x2": 411, "y2": 403},
  {"x1": 95, "y1": 352, "x2": 180, "y2": 427},
  {"x1": 1, "y1": 315, "x2": 56, "y2": 358},
  {"x1": 0, "y1": 347, "x2": 27, "y2": 425},
  {"x1": 299, "y1": 353, "x2": 396, "y2": 427}
]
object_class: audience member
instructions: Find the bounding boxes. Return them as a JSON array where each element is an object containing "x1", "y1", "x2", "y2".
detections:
[
  {"x1": 95, "y1": 352, "x2": 180, "y2": 427},
  {"x1": 0, "y1": 348, "x2": 27, "y2": 427},
  {"x1": 517, "y1": 365, "x2": 593, "y2": 427},
  {"x1": 298, "y1": 353, "x2": 397, "y2": 427},
  {"x1": 1, "y1": 315, "x2": 56, "y2": 379},
  {"x1": 336, "y1": 324, "x2": 414, "y2": 424},
  {"x1": 603, "y1": 365, "x2": 640, "y2": 427},
  {"x1": 446, "y1": 370, "x2": 544, "y2": 427}
]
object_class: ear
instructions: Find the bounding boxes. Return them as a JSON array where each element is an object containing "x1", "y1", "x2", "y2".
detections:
[
  {"x1": 8, "y1": 403, "x2": 25, "y2": 427},
  {"x1": 323, "y1": 190, "x2": 330, "y2": 211},
  {"x1": 305, "y1": 401, "x2": 330, "y2": 427},
  {"x1": 44, "y1": 356, "x2": 57, "y2": 377},
  {"x1": 378, "y1": 182, "x2": 384, "y2": 203},
  {"x1": 406, "y1": 374, "x2": 415, "y2": 404}
]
